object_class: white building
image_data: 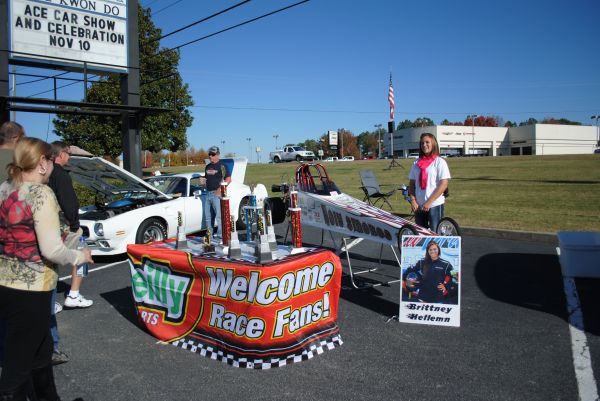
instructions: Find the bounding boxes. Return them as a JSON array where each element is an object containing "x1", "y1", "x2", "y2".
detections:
[{"x1": 384, "y1": 124, "x2": 599, "y2": 157}]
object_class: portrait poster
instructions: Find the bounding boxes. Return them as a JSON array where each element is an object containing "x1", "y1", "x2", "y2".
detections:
[{"x1": 399, "y1": 235, "x2": 461, "y2": 327}]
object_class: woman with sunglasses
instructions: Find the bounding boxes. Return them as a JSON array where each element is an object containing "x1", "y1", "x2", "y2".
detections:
[{"x1": 0, "y1": 137, "x2": 93, "y2": 400}]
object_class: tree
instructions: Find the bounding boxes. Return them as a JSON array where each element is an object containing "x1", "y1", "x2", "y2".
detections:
[
  {"x1": 540, "y1": 117, "x2": 582, "y2": 126},
  {"x1": 464, "y1": 115, "x2": 498, "y2": 127},
  {"x1": 356, "y1": 131, "x2": 377, "y2": 156},
  {"x1": 53, "y1": 5, "x2": 194, "y2": 160},
  {"x1": 519, "y1": 118, "x2": 538, "y2": 126},
  {"x1": 412, "y1": 117, "x2": 434, "y2": 127},
  {"x1": 338, "y1": 129, "x2": 359, "y2": 158},
  {"x1": 398, "y1": 119, "x2": 413, "y2": 129},
  {"x1": 297, "y1": 139, "x2": 321, "y2": 155}
]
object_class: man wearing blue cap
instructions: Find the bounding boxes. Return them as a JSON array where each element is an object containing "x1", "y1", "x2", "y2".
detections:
[{"x1": 204, "y1": 146, "x2": 231, "y2": 240}]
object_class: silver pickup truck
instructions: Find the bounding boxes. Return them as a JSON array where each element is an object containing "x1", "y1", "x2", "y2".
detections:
[{"x1": 269, "y1": 145, "x2": 315, "y2": 163}]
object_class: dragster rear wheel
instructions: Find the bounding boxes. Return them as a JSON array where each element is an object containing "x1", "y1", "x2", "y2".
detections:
[
  {"x1": 264, "y1": 197, "x2": 287, "y2": 225},
  {"x1": 436, "y1": 217, "x2": 461, "y2": 236}
]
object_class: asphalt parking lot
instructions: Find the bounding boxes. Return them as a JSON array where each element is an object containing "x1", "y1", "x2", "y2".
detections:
[{"x1": 46, "y1": 224, "x2": 599, "y2": 401}]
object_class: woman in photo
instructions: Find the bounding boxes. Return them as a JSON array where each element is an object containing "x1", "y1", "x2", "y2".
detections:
[{"x1": 403, "y1": 241, "x2": 457, "y2": 304}]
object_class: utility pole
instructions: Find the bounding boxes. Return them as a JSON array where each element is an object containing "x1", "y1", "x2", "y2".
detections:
[{"x1": 374, "y1": 124, "x2": 382, "y2": 158}]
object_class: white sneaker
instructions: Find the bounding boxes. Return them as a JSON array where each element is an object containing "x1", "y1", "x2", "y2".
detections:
[
  {"x1": 64, "y1": 294, "x2": 93, "y2": 308},
  {"x1": 54, "y1": 302, "x2": 63, "y2": 314}
]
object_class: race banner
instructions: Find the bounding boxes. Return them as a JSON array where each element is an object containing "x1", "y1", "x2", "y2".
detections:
[
  {"x1": 127, "y1": 242, "x2": 343, "y2": 368},
  {"x1": 399, "y1": 235, "x2": 461, "y2": 327}
]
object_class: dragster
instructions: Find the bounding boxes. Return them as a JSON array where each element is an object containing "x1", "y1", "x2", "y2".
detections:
[
  {"x1": 269, "y1": 163, "x2": 460, "y2": 248},
  {"x1": 267, "y1": 163, "x2": 460, "y2": 287}
]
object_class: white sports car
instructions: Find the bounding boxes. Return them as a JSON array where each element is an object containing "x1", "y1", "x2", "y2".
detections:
[{"x1": 67, "y1": 156, "x2": 268, "y2": 256}]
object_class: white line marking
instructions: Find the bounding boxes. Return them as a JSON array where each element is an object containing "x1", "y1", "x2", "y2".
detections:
[
  {"x1": 59, "y1": 260, "x2": 129, "y2": 281},
  {"x1": 562, "y1": 275, "x2": 599, "y2": 401}
]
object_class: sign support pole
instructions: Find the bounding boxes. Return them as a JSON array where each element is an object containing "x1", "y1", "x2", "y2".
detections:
[
  {"x1": 1, "y1": 3, "x2": 10, "y2": 124},
  {"x1": 120, "y1": 1, "x2": 141, "y2": 177}
]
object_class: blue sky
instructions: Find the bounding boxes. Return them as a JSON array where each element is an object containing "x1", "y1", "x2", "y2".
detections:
[{"x1": 13, "y1": 0, "x2": 600, "y2": 162}]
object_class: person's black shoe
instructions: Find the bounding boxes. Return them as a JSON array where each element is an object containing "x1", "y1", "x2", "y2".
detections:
[{"x1": 51, "y1": 350, "x2": 69, "y2": 365}]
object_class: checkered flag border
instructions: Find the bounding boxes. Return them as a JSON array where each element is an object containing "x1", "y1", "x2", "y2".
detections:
[{"x1": 170, "y1": 334, "x2": 343, "y2": 369}]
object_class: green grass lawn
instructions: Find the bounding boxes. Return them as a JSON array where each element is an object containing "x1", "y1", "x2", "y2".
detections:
[{"x1": 149, "y1": 154, "x2": 600, "y2": 234}]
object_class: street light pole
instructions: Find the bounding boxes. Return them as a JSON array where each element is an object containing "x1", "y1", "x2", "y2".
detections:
[
  {"x1": 246, "y1": 138, "x2": 252, "y2": 163},
  {"x1": 374, "y1": 124, "x2": 382, "y2": 158},
  {"x1": 273, "y1": 134, "x2": 279, "y2": 149},
  {"x1": 468, "y1": 114, "x2": 478, "y2": 155},
  {"x1": 592, "y1": 115, "x2": 600, "y2": 148}
]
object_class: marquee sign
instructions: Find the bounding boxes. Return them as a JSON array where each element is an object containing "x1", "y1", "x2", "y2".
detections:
[
  {"x1": 9, "y1": 0, "x2": 128, "y2": 72},
  {"x1": 127, "y1": 242, "x2": 343, "y2": 369}
]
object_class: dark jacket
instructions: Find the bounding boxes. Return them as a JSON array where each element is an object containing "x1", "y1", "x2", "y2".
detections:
[
  {"x1": 403, "y1": 257, "x2": 454, "y2": 303},
  {"x1": 48, "y1": 164, "x2": 80, "y2": 232}
]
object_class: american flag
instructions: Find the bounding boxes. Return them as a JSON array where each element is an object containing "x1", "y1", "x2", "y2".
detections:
[{"x1": 388, "y1": 73, "x2": 394, "y2": 121}]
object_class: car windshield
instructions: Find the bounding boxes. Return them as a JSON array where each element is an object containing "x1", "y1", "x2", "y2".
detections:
[
  {"x1": 292, "y1": 147, "x2": 306, "y2": 151},
  {"x1": 146, "y1": 177, "x2": 187, "y2": 196}
]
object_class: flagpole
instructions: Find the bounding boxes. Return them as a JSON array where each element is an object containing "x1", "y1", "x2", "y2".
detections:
[
  {"x1": 386, "y1": 71, "x2": 402, "y2": 169},
  {"x1": 388, "y1": 71, "x2": 395, "y2": 158}
]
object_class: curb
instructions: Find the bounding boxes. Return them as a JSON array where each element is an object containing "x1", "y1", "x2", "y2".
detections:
[{"x1": 461, "y1": 226, "x2": 557, "y2": 245}]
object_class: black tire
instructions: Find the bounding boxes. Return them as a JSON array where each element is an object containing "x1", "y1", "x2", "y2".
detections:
[
  {"x1": 436, "y1": 217, "x2": 461, "y2": 236},
  {"x1": 296, "y1": 155, "x2": 302, "y2": 162},
  {"x1": 264, "y1": 197, "x2": 287, "y2": 224},
  {"x1": 136, "y1": 218, "x2": 168, "y2": 244},
  {"x1": 273, "y1": 156, "x2": 281, "y2": 163},
  {"x1": 236, "y1": 196, "x2": 251, "y2": 230},
  {"x1": 397, "y1": 224, "x2": 418, "y2": 249}
]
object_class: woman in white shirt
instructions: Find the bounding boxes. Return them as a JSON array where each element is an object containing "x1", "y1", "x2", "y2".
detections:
[{"x1": 408, "y1": 133, "x2": 451, "y2": 231}]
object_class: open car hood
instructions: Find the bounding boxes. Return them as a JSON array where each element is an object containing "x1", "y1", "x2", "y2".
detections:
[{"x1": 65, "y1": 156, "x2": 170, "y2": 201}]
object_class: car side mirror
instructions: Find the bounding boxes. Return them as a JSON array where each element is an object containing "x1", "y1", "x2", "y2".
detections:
[{"x1": 193, "y1": 190, "x2": 202, "y2": 198}]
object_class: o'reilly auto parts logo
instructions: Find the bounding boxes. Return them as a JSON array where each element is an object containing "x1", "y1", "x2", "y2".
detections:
[{"x1": 130, "y1": 259, "x2": 193, "y2": 323}]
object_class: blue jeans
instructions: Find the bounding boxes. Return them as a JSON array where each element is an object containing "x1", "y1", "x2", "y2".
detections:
[
  {"x1": 51, "y1": 288, "x2": 59, "y2": 350},
  {"x1": 415, "y1": 204, "x2": 444, "y2": 232},
  {"x1": 204, "y1": 192, "x2": 222, "y2": 238}
]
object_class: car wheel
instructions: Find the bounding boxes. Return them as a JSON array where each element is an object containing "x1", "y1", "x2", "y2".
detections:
[
  {"x1": 397, "y1": 224, "x2": 418, "y2": 249},
  {"x1": 136, "y1": 218, "x2": 168, "y2": 244},
  {"x1": 436, "y1": 217, "x2": 461, "y2": 236},
  {"x1": 236, "y1": 196, "x2": 251, "y2": 230},
  {"x1": 264, "y1": 197, "x2": 287, "y2": 225},
  {"x1": 273, "y1": 156, "x2": 280, "y2": 163},
  {"x1": 296, "y1": 155, "x2": 302, "y2": 162}
]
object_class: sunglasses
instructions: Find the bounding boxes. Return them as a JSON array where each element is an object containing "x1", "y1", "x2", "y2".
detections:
[{"x1": 208, "y1": 153, "x2": 217, "y2": 156}]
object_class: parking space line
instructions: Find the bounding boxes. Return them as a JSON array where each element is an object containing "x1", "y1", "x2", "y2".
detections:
[
  {"x1": 58, "y1": 260, "x2": 129, "y2": 281},
  {"x1": 563, "y1": 276, "x2": 599, "y2": 401}
]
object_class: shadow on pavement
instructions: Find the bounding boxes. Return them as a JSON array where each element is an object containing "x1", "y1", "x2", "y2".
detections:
[
  {"x1": 475, "y1": 253, "x2": 568, "y2": 320},
  {"x1": 100, "y1": 287, "x2": 139, "y2": 328}
]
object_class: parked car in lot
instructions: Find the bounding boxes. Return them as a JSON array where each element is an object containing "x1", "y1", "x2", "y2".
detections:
[
  {"x1": 269, "y1": 145, "x2": 315, "y2": 163},
  {"x1": 408, "y1": 153, "x2": 420, "y2": 159},
  {"x1": 68, "y1": 156, "x2": 268, "y2": 255},
  {"x1": 339, "y1": 156, "x2": 355, "y2": 161},
  {"x1": 323, "y1": 157, "x2": 338, "y2": 162}
]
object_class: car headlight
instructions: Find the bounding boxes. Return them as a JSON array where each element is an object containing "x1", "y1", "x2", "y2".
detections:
[{"x1": 94, "y1": 223, "x2": 104, "y2": 237}]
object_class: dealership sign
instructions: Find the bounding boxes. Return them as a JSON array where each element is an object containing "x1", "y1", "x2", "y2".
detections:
[
  {"x1": 9, "y1": 0, "x2": 128, "y2": 71},
  {"x1": 127, "y1": 243, "x2": 343, "y2": 369}
]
